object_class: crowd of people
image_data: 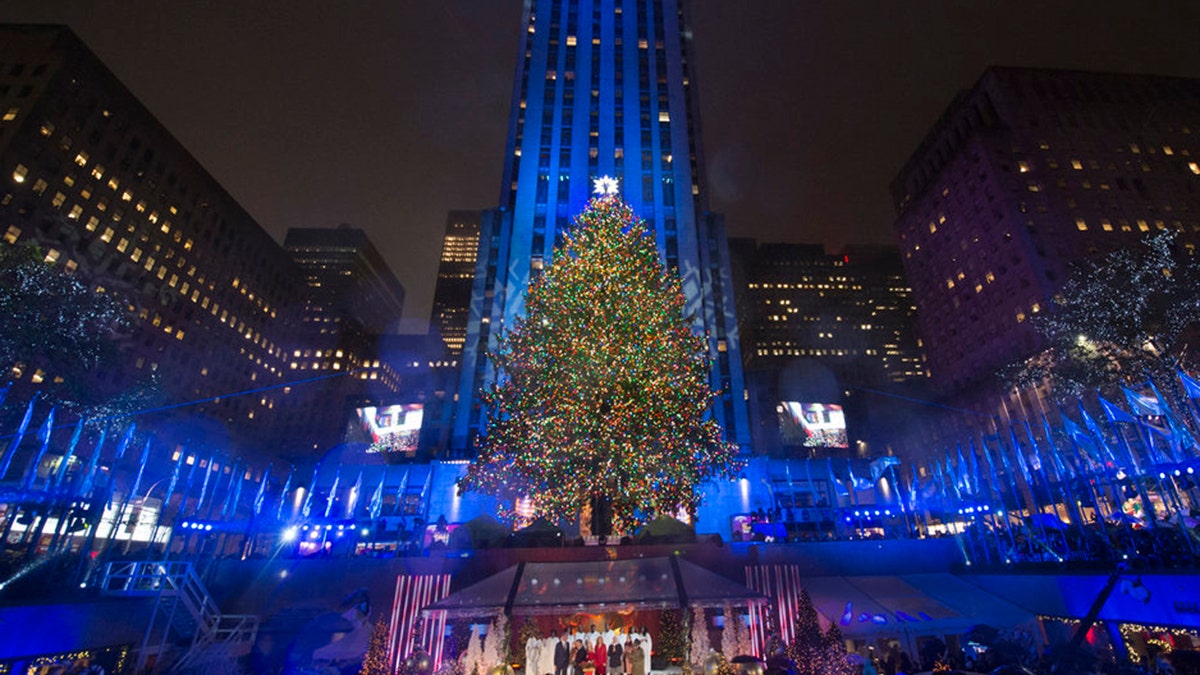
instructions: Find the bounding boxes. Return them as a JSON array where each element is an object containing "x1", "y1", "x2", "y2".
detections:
[{"x1": 526, "y1": 627, "x2": 653, "y2": 675}]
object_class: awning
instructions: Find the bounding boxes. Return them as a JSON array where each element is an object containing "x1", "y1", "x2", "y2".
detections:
[
  {"x1": 801, "y1": 573, "x2": 1034, "y2": 640},
  {"x1": 423, "y1": 557, "x2": 766, "y2": 618}
]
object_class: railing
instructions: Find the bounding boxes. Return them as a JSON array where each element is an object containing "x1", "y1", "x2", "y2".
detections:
[{"x1": 100, "y1": 561, "x2": 258, "y2": 672}]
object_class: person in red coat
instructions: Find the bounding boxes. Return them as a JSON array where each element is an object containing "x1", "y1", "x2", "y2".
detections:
[{"x1": 592, "y1": 639, "x2": 607, "y2": 675}]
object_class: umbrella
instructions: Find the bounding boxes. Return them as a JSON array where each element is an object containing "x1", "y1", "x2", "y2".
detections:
[
  {"x1": 508, "y1": 517, "x2": 564, "y2": 548},
  {"x1": 634, "y1": 516, "x2": 696, "y2": 544},
  {"x1": 450, "y1": 514, "x2": 510, "y2": 549}
]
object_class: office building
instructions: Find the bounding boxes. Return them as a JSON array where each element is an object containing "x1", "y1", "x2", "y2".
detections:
[
  {"x1": 731, "y1": 239, "x2": 926, "y2": 454},
  {"x1": 893, "y1": 67, "x2": 1200, "y2": 400},
  {"x1": 429, "y1": 211, "x2": 481, "y2": 359},
  {"x1": 0, "y1": 25, "x2": 306, "y2": 456},
  {"x1": 452, "y1": 0, "x2": 750, "y2": 453},
  {"x1": 283, "y1": 225, "x2": 405, "y2": 337}
]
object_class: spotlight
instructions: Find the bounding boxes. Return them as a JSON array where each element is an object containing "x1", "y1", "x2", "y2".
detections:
[
  {"x1": 282, "y1": 527, "x2": 298, "y2": 543},
  {"x1": 360, "y1": 528, "x2": 370, "y2": 536}
]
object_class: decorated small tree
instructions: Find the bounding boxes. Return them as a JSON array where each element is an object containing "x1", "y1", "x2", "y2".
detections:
[
  {"x1": 482, "y1": 614, "x2": 510, "y2": 672},
  {"x1": 720, "y1": 605, "x2": 739, "y2": 660},
  {"x1": 689, "y1": 607, "x2": 713, "y2": 674},
  {"x1": 458, "y1": 192, "x2": 740, "y2": 533},
  {"x1": 360, "y1": 618, "x2": 391, "y2": 675},
  {"x1": 463, "y1": 625, "x2": 484, "y2": 675},
  {"x1": 658, "y1": 609, "x2": 687, "y2": 666}
]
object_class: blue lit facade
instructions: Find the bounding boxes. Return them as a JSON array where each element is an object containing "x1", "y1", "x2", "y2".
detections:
[{"x1": 452, "y1": 0, "x2": 750, "y2": 453}]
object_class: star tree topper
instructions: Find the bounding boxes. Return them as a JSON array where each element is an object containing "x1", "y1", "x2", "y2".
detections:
[{"x1": 592, "y1": 175, "x2": 620, "y2": 195}]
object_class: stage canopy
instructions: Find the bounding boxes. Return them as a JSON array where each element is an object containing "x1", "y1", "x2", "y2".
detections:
[
  {"x1": 802, "y1": 573, "x2": 1035, "y2": 640},
  {"x1": 423, "y1": 557, "x2": 766, "y2": 618}
]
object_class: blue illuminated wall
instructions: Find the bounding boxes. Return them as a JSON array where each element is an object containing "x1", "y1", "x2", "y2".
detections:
[{"x1": 452, "y1": 0, "x2": 750, "y2": 453}]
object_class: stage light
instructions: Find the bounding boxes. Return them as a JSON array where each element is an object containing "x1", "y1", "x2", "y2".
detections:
[
  {"x1": 282, "y1": 527, "x2": 298, "y2": 543},
  {"x1": 361, "y1": 528, "x2": 370, "y2": 536},
  {"x1": 280, "y1": 570, "x2": 289, "y2": 578},
  {"x1": 205, "y1": 524, "x2": 213, "y2": 531}
]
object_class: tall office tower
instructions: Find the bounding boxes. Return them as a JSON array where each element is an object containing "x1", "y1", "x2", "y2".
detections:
[
  {"x1": 284, "y1": 225, "x2": 406, "y2": 336},
  {"x1": 731, "y1": 239, "x2": 926, "y2": 454},
  {"x1": 279, "y1": 226, "x2": 407, "y2": 456},
  {"x1": 0, "y1": 25, "x2": 306, "y2": 457},
  {"x1": 452, "y1": 0, "x2": 751, "y2": 454},
  {"x1": 893, "y1": 67, "x2": 1200, "y2": 400},
  {"x1": 430, "y1": 211, "x2": 481, "y2": 359}
]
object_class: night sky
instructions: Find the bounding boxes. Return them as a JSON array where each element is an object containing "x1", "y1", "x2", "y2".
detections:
[{"x1": 2, "y1": 1, "x2": 1198, "y2": 330}]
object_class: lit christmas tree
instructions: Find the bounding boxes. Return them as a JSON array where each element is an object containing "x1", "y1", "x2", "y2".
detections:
[
  {"x1": 458, "y1": 191, "x2": 740, "y2": 533},
  {"x1": 359, "y1": 618, "x2": 391, "y2": 675},
  {"x1": 1003, "y1": 231, "x2": 1200, "y2": 399}
]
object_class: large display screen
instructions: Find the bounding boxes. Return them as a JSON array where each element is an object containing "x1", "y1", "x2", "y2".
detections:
[
  {"x1": 778, "y1": 402, "x2": 848, "y2": 448},
  {"x1": 357, "y1": 403, "x2": 423, "y2": 455}
]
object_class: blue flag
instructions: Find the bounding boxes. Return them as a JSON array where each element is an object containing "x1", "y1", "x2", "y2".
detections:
[
  {"x1": 1098, "y1": 395, "x2": 1137, "y2": 425},
  {"x1": 254, "y1": 465, "x2": 272, "y2": 516},
  {"x1": 0, "y1": 393, "x2": 37, "y2": 481}
]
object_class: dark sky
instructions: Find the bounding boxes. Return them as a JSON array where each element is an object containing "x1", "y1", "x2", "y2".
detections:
[{"x1": 3, "y1": 1, "x2": 1199, "y2": 331}]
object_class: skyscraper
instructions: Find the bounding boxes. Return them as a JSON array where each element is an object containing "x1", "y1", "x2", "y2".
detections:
[
  {"x1": 0, "y1": 25, "x2": 306, "y2": 456},
  {"x1": 730, "y1": 239, "x2": 926, "y2": 454},
  {"x1": 893, "y1": 67, "x2": 1200, "y2": 400},
  {"x1": 452, "y1": 0, "x2": 750, "y2": 453},
  {"x1": 284, "y1": 225, "x2": 406, "y2": 336},
  {"x1": 429, "y1": 211, "x2": 481, "y2": 359}
]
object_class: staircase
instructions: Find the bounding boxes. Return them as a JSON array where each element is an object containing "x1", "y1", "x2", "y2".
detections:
[{"x1": 99, "y1": 561, "x2": 259, "y2": 673}]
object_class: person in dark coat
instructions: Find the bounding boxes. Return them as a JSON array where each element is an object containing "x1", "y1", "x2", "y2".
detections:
[{"x1": 555, "y1": 632, "x2": 571, "y2": 675}]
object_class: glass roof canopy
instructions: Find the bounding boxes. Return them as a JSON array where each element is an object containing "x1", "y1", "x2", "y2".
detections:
[{"x1": 424, "y1": 557, "x2": 766, "y2": 618}]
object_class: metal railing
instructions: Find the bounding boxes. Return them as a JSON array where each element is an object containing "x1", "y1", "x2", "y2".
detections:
[{"x1": 100, "y1": 560, "x2": 258, "y2": 672}]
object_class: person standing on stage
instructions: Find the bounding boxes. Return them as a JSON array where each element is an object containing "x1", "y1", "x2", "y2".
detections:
[
  {"x1": 592, "y1": 636, "x2": 607, "y2": 675},
  {"x1": 608, "y1": 639, "x2": 624, "y2": 675},
  {"x1": 555, "y1": 632, "x2": 571, "y2": 675},
  {"x1": 626, "y1": 638, "x2": 645, "y2": 675}
]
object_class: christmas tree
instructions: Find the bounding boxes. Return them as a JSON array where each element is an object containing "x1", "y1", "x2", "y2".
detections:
[
  {"x1": 360, "y1": 618, "x2": 391, "y2": 675},
  {"x1": 459, "y1": 192, "x2": 740, "y2": 532},
  {"x1": 689, "y1": 607, "x2": 714, "y2": 674}
]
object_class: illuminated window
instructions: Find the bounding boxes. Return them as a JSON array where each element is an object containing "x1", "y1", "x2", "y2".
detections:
[
  {"x1": 566, "y1": 35, "x2": 577, "y2": 46},
  {"x1": 44, "y1": 248, "x2": 60, "y2": 264},
  {"x1": 32, "y1": 179, "x2": 48, "y2": 195},
  {"x1": 1017, "y1": 161, "x2": 1030, "y2": 173},
  {"x1": 100, "y1": 227, "x2": 114, "y2": 243},
  {"x1": 74, "y1": 151, "x2": 89, "y2": 166},
  {"x1": 107, "y1": 177, "x2": 119, "y2": 190},
  {"x1": 658, "y1": 111, "x2": 670, "y2": 122},
  {"x1": 1102, "y1": 219, "x2": 1113, "y2": 231},
  {"x1": 12, "y1": 164, "x2": 27, "y2": 183},
  {"x1": 3, "y1": 226, "x2": 20, "y2": 244},
  {"x1": 1189, "y1": 162, "x2": 1200, "y2": 175},
  {"x1": 1075, "y1": 218, "x2": 1088, "y2": 231},
  {"x1": 116, "y1": 238, "x2": 128, "y2": 253},
  {"x1": 121, "y1": 190, "x2": 132, "y2": 202},
  {"x1": 131, "y1": 247, "x2": 142, "y2": 262},
  {"x1": 1137, "y1": 219, "x2": 1150, "y2": 232},
  {"x1": 1071, "y1": 159, "x2": 1083, "y2": 170},
  {"x1": 91, "y1": 166, "x2": 104, "y2": 179},
  {"x1": 85, "y1": 216, "x2": 99, "y2": 232},
  {"x1": 67, "y1": 204, "x2": 83, "y2": 219},
  {"x1": 39, "y1": 121, "x2": 54, "y2": 136},
  {"x1": 2, "y1": 108, "x2": 18, "y2": 121},
  {"x1": 51, "y1": 191, "x2": 66, "y2": 207}
]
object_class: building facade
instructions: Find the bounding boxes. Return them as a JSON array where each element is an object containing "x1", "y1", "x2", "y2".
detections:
[
  {"x1": 283, "y1": 225, "x2": 405, "y2": 336},
  {"x1": 893, "y1": 67, "x2": 1200, "y2": 399},
  {"x1": 0, "y1": 25, "x2": 307, "y2": 457},
  {"x1": 430, "y1": 211, "x2": 481, "y2": 360},
  {"x1": 279, "y1": 226, "x2": 407, "y2": 457},
  {"x1": 452, "y1": 0, "x2": 750, "y2": 453},
  {"x1": 731, "y1": 239, "x2": 927, "y2": 454}
]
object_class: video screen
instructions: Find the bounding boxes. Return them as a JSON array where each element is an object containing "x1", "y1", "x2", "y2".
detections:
[
  {"x1": 357, "y1": 403, "x2": 423, "y2": 455},
  {"x1": 778, "y1": 402, "x2": 848, "y2": 448}
]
